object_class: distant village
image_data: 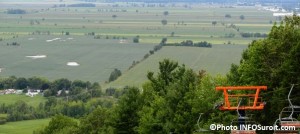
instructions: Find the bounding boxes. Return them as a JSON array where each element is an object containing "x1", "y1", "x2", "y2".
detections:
[
  {"x1": 0, "y1": 88, "x2": 68, "y2": 97},
  {"x1": 0, "y1": 89, "x2": 41, "y2": 97}
]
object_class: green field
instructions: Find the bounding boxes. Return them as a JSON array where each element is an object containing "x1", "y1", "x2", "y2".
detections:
[
  {"x1": 107, "y1": 45, "x2": 246, "y2": 88},
  {"x1": 0, "y1": 94, "x2": 45, "y2": 107},
  {"x1": 0, "y1": 118, "x2": 50, "y2": 134},
  {"x1": 0, "y1": 35, "x2": 156, "y2": 82},
  {"x1": 0, "y1": 3, "x2": 276, "y2": 85},
  {"x1": 0, "y1": 3, "x2": 275, "y2": 43}
]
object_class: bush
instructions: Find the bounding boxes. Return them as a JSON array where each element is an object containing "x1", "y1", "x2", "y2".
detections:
[
  {"x1": 0, "y1": 118, "x2": 6, "y2": 125},
  {"x1": 133, "y1": 36, "x2": 139, "y2": 43},
  {"x1": 144, "y1": 54, "x2": 149, "y2": 59},
  {"x1": 108, "y1": 69, "x2": 122, "y2": 82}
]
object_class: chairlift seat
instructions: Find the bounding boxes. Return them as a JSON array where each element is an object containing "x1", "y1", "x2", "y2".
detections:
[
  {"x1": 273, "y1": 130, "x2": 299, "y2": 134},
  {"x1": 281, "y1": 121, "x2": 300, "y2": 128},
  {"x1": 231, "y1": 130, "x2": 256, "y2": 134}
]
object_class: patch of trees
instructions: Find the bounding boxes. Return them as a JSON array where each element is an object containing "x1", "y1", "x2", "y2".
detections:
[
  {"x1": 240, "y1": 15, "x2": 245, "y2": 20},
  {"x1": 161, "y1": 19, "x2": 168, "y2": 25},
  {"x1": 112, "y1": 14, "x2": 117, "y2": 18},
  {"x1": 224, "y1": 33, "x2": 235, "y2": 38},
  {"x1": 212, "y1": 21, "x2": 217, "y2": 26},
  {"x1": 109, "y1": 69, "x2": 122, "y2": 82},
  {"x1": 133, "y1": 35, "x2": 140, "y2": 43},
  {"x1": 7, "y1": 9, "x2": 26, "y2": 14},
  {"x1": 226, "y1": 23, "x2": 239, "y2": 31},
  {"x1": 96, "y1": 9, "x2": 127, "y2": 12},
  {"x1": 0, "y1": 76, "x2": 101, "y2": 99},
  {"x1": 164, "y1": 40, "x2": 212, "y2": 48},
  {"x1": 67, "y1": 3, "x2": 96, "y2": 7},
  {"x1": 225, "y1": 14, "x2": 231, "y2": 18},
  {"x1": 0, "y1": 95, "x2": 114, "y2": 123},
  {"x1": 6, "y1": 42, "x2": 20, "y2": 46},
  {"x1": 240, "y1": 32, "x2": 268, "y2": 38},
  {"x1": 31, "y1": 30, "x2": 50, "y2": 35},
  {"x1": 93, "y1": 34, "x2": 127, "y2": 40},
  {"x1": 52, "y1": 4, "x2": 66, "y2": 7},
  {"x1": 30, "y1": 20, "x2": 41, "y2": 25}
]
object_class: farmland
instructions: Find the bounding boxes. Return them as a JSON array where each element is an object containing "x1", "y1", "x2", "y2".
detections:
[
  {"x1": 0, "y1": 118, "x2": 50, "y2": 134},
  {"x1": 107, "y1": 44, "x2": 247, "y2": 88},
  {"x1": 0, "y1": 2, "x2": 277, "y2": 86},
  {"x1": 0, "y1": 36, "x2": 156, "y2": 82}
]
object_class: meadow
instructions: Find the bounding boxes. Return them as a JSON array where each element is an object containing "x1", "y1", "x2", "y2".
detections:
[
  {"x1": 0, "y1": 94, "x2": 45, "y2": 107},
  {"x1": 0, "y1": 118, "x2": 50, "y2": 134}
]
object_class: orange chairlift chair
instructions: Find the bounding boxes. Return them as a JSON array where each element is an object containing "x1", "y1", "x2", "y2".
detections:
[
  {"x1": 216, "y1": 86, "x2": 268, "y2": 134},
  {"x1": 274, "y1": 84, "x2": 300, "y2": 134}
]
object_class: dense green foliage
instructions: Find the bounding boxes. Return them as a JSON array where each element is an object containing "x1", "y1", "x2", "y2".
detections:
[
  {"x1": 36, "y1": 59, "x2": 230, "y2": 133},
  {"x1": 34, "y1": 114, "x2": 78, "y2": 134},
  {"x1": 227, "y1": 15, "x2": 300, "y2": 129},
  {"x1": 109, "y1": 69, "x2": 122, "y2": 82}
]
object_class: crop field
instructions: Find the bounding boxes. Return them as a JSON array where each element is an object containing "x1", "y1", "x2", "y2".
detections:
[
  {"x1": 0, "y1": 35, "x2": 156, "y2": 82},
  {"x1": 0, "y1": 2, "x2": 278, "y2": 85},
  {"x1": 0, "y1": 94, "x2": 46, "y2": 107},
  {"x1": 107, "y1": 44, "x2": 247, "y2": 88},
  {"x1": 0, "y1": 118, "x2": 50, "y2": 134},
  {"x1": 0, "y1": 3, "x2": 276, "y2": 43}
]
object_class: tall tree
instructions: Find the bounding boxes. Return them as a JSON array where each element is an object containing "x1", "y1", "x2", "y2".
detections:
[
  {"x1": 78, "y1": 107, "x2": 112, "y2": 134},
  {"x1": 36, "y1": 114, "x2": 78, "y2": 134},
  {"x1": 139, "y1": 59, "x2": 202, "y2": 133},
  {"x1": 112, "y1": 87, "x2": 142, "y2": 134}
]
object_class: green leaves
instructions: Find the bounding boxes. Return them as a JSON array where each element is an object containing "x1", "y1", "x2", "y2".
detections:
[{"x1": 227, "y1": 14, "x2": 300, "y2": 126}]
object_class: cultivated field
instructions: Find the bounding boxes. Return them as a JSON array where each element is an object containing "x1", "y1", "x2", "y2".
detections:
[
  {"x1": 107, "y1": 44, "x2": 247, "y2": 88},
  {"x1": 0, "y1": 2, "x2": 277, "y2": 85},
  {"x1": 0, "y1": 118, "x2": 50, "y2": 134},
  {"x1": 0, "y1": 35, "x2": 155, "y2": 82}
]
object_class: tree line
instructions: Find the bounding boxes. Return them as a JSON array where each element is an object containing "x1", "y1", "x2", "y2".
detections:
[
  {"x1": 7, "y1": 9, "x2": 26, "y2": 14},
  {"x1": 0, "y1": 76, "x2": 100, "y2": 98},
  {"x1": 164, "y1": 40, "x2": 212, "y2": 48}
]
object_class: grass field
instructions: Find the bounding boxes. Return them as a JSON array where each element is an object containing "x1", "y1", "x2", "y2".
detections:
[
  {"x1": 0, "y1": 118, "x2": 50, "y2": 134},
  {"x1": 107, "y1": 44, "x2": 247, "y2": 88},
  {"x1": 0, "y1": 94, "x2": 46, "y2": 107}
]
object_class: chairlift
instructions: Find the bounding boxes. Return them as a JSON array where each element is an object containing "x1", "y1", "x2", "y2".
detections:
[
  {"x1": 231, "y1": 99, "x2": 256, "y2": 134},
  {"x1": 195, "y1": 113, "x2": 210, "y2": 133},
  {"x1": 274, "y1": 84, "x2": 300, "y2": 134},
  {"x1": 216, "y1": 86, "x2": 268, "y2": 134}
]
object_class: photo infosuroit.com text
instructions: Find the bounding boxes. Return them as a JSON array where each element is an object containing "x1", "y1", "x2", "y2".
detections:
[{"x1": 210, "y1": 124, "x2": 296, "y2": 131}]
